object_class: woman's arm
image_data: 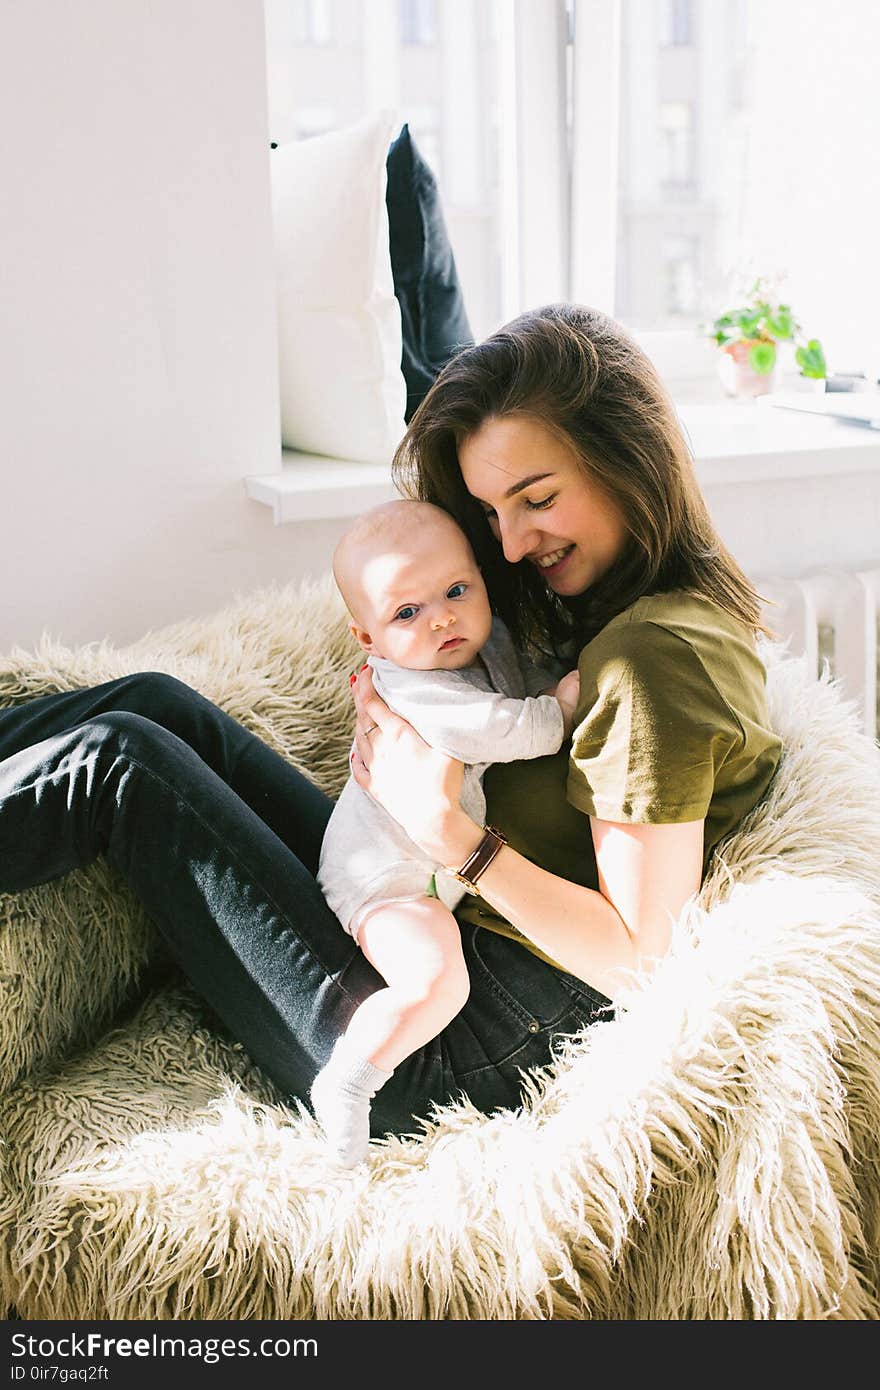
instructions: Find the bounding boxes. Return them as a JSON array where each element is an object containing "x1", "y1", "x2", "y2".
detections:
[
  {"x1": 470, "y1": 817, "x2": 703, "y2": 997},
  {"x1": 350, "y1": 668, "x2": 703, "y2": 999}
]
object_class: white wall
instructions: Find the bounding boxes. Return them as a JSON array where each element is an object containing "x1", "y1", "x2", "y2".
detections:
[{"x1": 0, "y1": 0, "x2": 326, "y2": 651}]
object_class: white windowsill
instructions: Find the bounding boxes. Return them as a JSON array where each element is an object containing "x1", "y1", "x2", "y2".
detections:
[
  {"x1": 245, "y1": 396, "x2": 880, "y2": 524},
  {"x1": 678, "y1": 396, "x2": 880, "y2": 485},
  {"x1": 245, "y1": 453, "x2": 398, "y2": 524}
]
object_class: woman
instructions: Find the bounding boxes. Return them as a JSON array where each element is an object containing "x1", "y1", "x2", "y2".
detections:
[
  {"x1": 354, "y1": 301, "x2": 784, "y2": 999},
  {"x1": 0, "y1": 303, "x2": 781, "y2": 1143}
]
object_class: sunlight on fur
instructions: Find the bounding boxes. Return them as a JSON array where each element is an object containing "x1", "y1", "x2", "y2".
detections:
[{"x1": 1, "y1": 579, "x2": 879, "y2": 1319}]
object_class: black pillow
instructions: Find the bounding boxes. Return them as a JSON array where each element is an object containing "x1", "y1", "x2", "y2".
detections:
[{"x1": 386, "y1": 123, "x2": 474, "y2": 422}]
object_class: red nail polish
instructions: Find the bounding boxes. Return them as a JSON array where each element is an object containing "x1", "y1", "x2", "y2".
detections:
[
  {"x1": 349, "y1": 673, "x2": 357, "y2": 687},
  {"x1": 360, "y1": 662, "x2": 368, "y2": 672}
]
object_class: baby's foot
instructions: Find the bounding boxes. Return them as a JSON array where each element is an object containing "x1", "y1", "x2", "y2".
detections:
[{"x1": 309, "y1": 1046, "x2": 393, "y2": 1168}]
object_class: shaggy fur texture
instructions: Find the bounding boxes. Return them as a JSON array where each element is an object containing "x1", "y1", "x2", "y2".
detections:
[{"x1": 1, "y1": 577, "x2": 878, "y2": 1320}]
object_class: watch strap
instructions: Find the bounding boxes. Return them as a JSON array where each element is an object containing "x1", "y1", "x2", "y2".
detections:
[{"x1": 451, "y1": 825, "x2": 507, "y2": 896}]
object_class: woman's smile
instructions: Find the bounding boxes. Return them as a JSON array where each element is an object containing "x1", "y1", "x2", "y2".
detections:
[
  {"x1": 458, "y1": 415, "x2": 628, "y2": 597},
  {"x1": 534, "y1": 544, "x2": 575, "y2": 574}
]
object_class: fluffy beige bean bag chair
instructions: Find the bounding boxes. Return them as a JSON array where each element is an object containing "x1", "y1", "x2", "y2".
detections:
[{"x1": 1, "y1": 576, "x2": 879, "y2": 1320}]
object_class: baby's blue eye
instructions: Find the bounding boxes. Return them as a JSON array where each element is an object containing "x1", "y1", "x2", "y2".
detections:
[
  {"x1": 394, "y1": 605, "x2": 418, "y2": 622},
  {"x1": 447, "y1": 583, "x2": 467, "y2": 599}
]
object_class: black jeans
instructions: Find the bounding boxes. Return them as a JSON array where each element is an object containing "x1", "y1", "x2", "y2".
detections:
[{"x1": 0, "y1": 673, "x2": 610, "y2": 1138}]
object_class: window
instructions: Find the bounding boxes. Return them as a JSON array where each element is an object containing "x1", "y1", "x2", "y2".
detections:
[
  {"x1": 659, "y1": 101, "x2": 695, "y2": 188},
  {"x1": 660, "y1": 0, "x2": 694, "y2": 48},
  {"x1": 265, "y1": 0, "x2": 880, "y2": 385},
  {"x1": 663, "y1": 235, "x2": 700, "y2": 318},
  {"x1": 613, "y1": 0, "x2": 751, "y2": 336},
  {"x1": 610, "y1": 0, "x2": 879, "y2": 378},
  {"x1": 263, "y1": 0, "x2": 503, "y2": 339},
  {"x1": 400, "y1": 0, "x2": 437, "y2": 46},
  {"x1": 292, "y1": 0, "x2": 333, "y2": 46}
]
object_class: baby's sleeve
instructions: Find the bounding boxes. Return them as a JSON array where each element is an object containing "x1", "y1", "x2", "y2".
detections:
[{"x1": 376, "y1": 665, "x2": 564, "y2": 766}]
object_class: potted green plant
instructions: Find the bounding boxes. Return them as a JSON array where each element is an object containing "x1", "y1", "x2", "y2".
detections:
[{"x1": 705, "y1": 276, "x2": 827, "y2": 398}]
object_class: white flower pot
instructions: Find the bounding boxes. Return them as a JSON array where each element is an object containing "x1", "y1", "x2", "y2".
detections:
[{"x1": 717, "y1": 341, "x2": 776, "y2": 398}]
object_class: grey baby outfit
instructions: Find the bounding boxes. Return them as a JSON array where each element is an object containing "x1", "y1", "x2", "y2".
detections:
[{"x1": 318, "y1": 617, "x2": 565, "y2": 939}]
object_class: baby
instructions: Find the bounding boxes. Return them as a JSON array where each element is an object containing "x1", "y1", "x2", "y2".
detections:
[{"x1": 311, "y1": 498, "x2": 580, "y2": 1165}]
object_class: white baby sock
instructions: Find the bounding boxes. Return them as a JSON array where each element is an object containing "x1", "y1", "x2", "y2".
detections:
[{"x1": 309, "y1": 1038, "x2": 393, "y2": 1168}]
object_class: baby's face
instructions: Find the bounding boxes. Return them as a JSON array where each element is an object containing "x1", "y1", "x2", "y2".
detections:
[{"x1": 353, "y1": 524, "x2": 493, "y2": 671}]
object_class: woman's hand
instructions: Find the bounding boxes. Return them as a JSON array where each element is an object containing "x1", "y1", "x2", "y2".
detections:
[
  {"x1": 349, "y1": 666, "x2": 477, "y2": 865},
  {"x1": 548, "y1": 668, "x2": 581, "y2": 739}
]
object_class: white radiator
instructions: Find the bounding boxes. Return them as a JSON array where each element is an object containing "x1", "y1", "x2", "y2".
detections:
[{"x1": 757, "y1": 569, "x2": 880, "y2": 741}]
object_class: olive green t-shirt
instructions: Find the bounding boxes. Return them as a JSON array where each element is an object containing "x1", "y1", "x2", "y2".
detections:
[{"x1": 455, "y1": 591, "x2": 783, "y2": 968}]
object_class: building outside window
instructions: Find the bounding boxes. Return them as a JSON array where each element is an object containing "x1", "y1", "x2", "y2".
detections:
[
  {"x1": 614, "y1": 0, "x2": 752, "y2": 333},
  {"x1": 660, "y1": 0, "x2": 694, "y2": 48},
  {"x1": 293, "y1": 0, "x2": 333, "y2": 46},
  {"x1": 400, "y1": 0, "x2": 437, "y2": 46},
  {"x1": 663, "y1": 234, "x2": 700, "y2": 317},
  {"x1": 659, "y1": 101, "x2": 696, "y2": 188}
]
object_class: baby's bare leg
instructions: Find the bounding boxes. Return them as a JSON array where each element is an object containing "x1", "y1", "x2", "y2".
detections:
[
  {"x1": 310, "y1": 896, "x2": 468, "y2": 1166},
  {"x1": 348, "y1": 894, "x2": 470, "y2": 1070}
]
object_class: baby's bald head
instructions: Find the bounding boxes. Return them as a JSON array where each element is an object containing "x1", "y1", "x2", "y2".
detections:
[
  {"x1": 333, "y1": 499, "x2": 472, "y2": 625},
  {"x1": 332, "y1": 498, "x2": 491, "y2": 669}
]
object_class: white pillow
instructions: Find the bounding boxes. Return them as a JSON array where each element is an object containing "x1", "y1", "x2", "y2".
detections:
[{"x1": 271, "y1": 111, "x2": 407, "y2": 465}]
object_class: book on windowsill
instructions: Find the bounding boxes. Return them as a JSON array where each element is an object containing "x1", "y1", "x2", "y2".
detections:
[{"x1": 759, "y1": 390, "x2": 880, "y2": 429}]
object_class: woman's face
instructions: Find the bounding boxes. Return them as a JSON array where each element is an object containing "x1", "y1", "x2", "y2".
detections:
[{"x1": 457, "y1": 414, "x2": 628, "y2": 598}]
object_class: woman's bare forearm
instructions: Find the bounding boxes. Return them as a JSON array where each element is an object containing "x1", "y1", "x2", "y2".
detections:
[
  {"x1": 439, "y1": 811, "x2": 643, "y2": 1000},
  {"x1": 349, "y1": 668, "x2": 677, "y2": 997}
]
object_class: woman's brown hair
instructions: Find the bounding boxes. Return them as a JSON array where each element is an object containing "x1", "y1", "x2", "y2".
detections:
[{"x1": 392, "y1": 302, "x2": 772, "y2": 661}]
